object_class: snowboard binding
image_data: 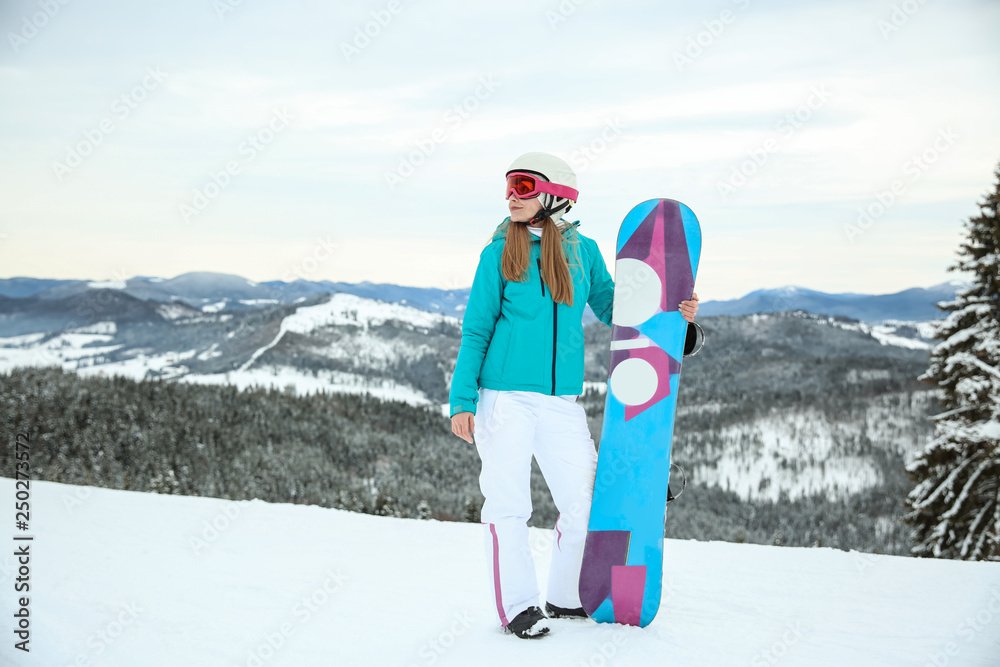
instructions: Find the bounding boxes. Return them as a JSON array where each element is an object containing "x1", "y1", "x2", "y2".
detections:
[
  {"x1": 666, "y1": 462, "x2": 687, "y2": 504},
  {"x1": 683, "y1": 321, "x2": 705, "y2": 357}
]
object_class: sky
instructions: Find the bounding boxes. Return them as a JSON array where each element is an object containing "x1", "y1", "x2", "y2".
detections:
[{"x1": 1, "y1": 0, "x2": 998, "y2": 300}]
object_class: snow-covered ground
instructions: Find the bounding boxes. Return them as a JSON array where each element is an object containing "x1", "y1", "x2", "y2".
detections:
[
  {"x1": 822, "y1": 316, "x2": 935, "y2": 350},
  {"x1": 179, "y1": 364, "x2": 434, "y2": 407},
  {"x1": 290, "y1": 292, "x2": 459, "y2": 331},
  {"x1": 0, "y1": 322, "x2": 125, "y2": 373},
  {"x1": 86, "y1": 280, "x2": 127, "y2": 289},
  {"x1": 0, "y1": 320, "x2": 205, "y2": 380},
  {"x1": 2, "y1": 478, "x2": 997, "y2": 667}
]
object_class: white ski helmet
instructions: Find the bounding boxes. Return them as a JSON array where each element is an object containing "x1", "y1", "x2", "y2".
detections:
[{"x1": 506, "y1": 152, "x2": 578, "y2": 223}]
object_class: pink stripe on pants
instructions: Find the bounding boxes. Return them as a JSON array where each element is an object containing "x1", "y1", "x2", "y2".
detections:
[{"x1": 487, "y1": 522, "x2": 509, "y2": 626}]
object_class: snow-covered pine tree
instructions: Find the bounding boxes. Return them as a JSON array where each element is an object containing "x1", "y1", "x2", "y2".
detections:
[{"x1": 904, "y1": 162, "x2": 1000, "y2": 561}]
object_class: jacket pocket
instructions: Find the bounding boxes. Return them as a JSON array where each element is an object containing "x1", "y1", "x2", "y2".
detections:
[
  {"x1": 482, "y1": 319, "x2": 510, "y2": 380},
  {"x1": 503, "y1": 275, "x2": 542, "y2": 320}
]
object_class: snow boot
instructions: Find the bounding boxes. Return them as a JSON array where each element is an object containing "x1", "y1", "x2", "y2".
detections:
[
  {"x1": 504, "y1": 606, "x2": 550, "y2": 639},
  {"x1": 544, "y1": 602, "x2": 588, "y2": 619}
]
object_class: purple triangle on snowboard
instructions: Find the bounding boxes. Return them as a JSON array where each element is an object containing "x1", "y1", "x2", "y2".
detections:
[{"x1": 579, "y1": 530, "x2": 631, "y2": 614}]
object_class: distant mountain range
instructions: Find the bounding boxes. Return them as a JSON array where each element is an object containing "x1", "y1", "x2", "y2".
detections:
[
  {"x1": 0, "y1": 274, "x2": 471, "y2": 318},
  {"x1": 0, "y1": 273, "x2": 963, "y2": 325},
  {"x1": 697, "y1": 283, "x2": 963, "y2": 323}
]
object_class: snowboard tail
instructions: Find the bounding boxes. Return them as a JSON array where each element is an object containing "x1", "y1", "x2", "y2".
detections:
[{"x1": 579, "y1": 198, "x2": 702, "y2": 627}]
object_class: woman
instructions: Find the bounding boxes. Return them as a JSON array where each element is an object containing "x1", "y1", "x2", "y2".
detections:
[{"x1": 449, "y1": 152, "x2": 699, "y2": 639}]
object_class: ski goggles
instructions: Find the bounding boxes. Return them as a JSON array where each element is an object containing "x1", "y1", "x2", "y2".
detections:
[{"x1": 505, "y1": 171, "x2": 579, "y2": 202}]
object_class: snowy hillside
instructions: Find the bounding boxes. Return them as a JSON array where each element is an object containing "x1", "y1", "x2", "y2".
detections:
[
  {"x1": 0, "y1": 292, "x2": 460, "y2": 408},
  {"x1": 2, "y1": 478, "x2": 997, "y2": 667},
  {"x1": 672, "y1": 388, "x2": 937, "y2": 503}
]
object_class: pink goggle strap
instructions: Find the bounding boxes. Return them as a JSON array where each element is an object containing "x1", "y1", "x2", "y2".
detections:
[{"x1": 506, "y1": 172, "x2": 579, "y2": 202}]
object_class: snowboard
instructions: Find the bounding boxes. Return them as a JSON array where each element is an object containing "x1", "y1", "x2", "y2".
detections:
[{"x1": 578, "y1": 198, "x2": 702, "y2": 627}]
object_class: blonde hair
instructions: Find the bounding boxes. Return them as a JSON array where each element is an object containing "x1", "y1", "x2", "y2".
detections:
[{"x1": 490, "y1": 217, "x2": 581, "y2": 306}]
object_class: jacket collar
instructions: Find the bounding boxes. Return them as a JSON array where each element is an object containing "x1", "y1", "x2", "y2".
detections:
[{"x1": 493, "y1": 217, "x2": 581, "y2": 242}]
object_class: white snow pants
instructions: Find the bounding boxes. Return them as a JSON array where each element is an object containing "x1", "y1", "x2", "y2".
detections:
[{"x1": 473, "y1": 387, "x2": 599, "y2": 627}]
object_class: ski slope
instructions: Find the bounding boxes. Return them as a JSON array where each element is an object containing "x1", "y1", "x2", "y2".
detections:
[{"x1": 1, "y1": 478, "x2": 998, "y2": 667}]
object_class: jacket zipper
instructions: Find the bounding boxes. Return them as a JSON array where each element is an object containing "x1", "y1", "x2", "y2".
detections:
[
  {"x1": 551, "y1": 300, "x2": 558, "y2": 395},
  {"x1": 537, "y1": 255, "x2": 557, "y2": 394}
]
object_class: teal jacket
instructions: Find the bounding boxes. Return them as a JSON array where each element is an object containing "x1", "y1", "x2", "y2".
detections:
[{"x1": 449, "y1": 218, "x2": 615, "y2": 417}]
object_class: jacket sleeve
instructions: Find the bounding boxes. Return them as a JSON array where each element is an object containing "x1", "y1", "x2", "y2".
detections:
[
  {"x1": 449, "y1": 244, "x2": 503, "y2": 417},
  {"x1": 587, "y1": 238, "x2": 615, "y2": 328}
]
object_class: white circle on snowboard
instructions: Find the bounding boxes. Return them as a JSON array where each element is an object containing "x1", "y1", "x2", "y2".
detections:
[
  {"x1": 612, "y1": 258, "x2": 662, "y2": 327},
  {"x1": 609, "y1": 357, "x2": 657, "y2": 406}
]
